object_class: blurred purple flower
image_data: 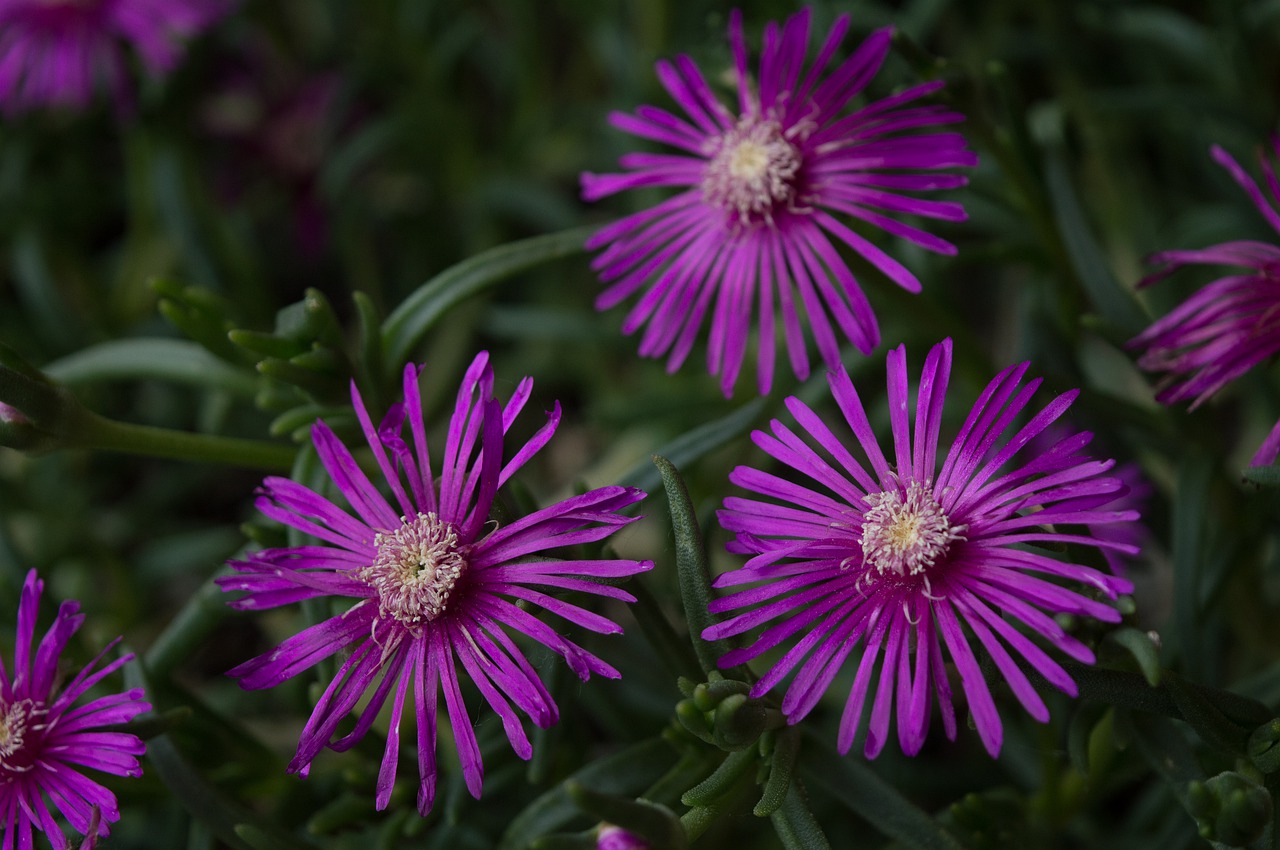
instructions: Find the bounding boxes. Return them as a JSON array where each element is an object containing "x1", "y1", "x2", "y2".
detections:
[
  {"x1": 705, "y1": 339, "x2": 1136, "y2": 758},
  {"x1": 597, "y1": 825, "x2": 650, "y2": 850},
  {"x1": 582, "y1": 8, "x2": 976, "y2": 396},
  {"x1": 1, "y1": 570, "x2": 149, "y2": 848},
  {"x1": 220, "y1": 353, "x2": 652, "y2": 815},
  {"x1": 1130, "y1": 141, "x2": 1280, "y2": 467},
  {"x1": 0, "y1": 0, "x2": 228, "y2": 115}
]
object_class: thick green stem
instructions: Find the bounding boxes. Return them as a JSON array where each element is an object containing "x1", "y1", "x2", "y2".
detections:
[{"x1": 74, "y1": 410, "x2": 296, "y2": 471}]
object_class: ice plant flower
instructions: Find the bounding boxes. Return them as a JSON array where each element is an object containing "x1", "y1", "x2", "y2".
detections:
[
  {"x1": 1, "y1": 570, "x2": 150, "y2": 848},
  {"x1": 1130, "y1": 141, "x2": 1280, "y2": 467},
  {"x1": 0, "y1": 0, "x2": 228, "y2": 115},
  {"x1": 704, "y1": 339, "x2": 1137, "y2": 757},
  {"x1": 581, "y1": 8, "x2": 976, "y2": 396},
  {"x1": 220, "y1": 353, "x2": 651, "y2": 815}
]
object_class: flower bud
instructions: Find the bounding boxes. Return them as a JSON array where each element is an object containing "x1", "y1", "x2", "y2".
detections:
[
  {"x1": 1187, "y1": 771, "x2": 1273, "y2": 848},
  {"x1": 597, "y1": 824, "x2": 649, "y2": 850}
]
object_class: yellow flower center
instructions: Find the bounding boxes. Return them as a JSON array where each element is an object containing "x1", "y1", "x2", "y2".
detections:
[
  {"x1": 858, "y1": 481, "x2": 965, "y2": 579},
  {"x1": 703, "y1": 116, "x2": 802, "y2": 225}
]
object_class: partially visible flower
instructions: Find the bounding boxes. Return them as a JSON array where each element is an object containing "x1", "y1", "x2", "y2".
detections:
[
  {"x1": 1130, "y1": 141, "x2": 1280, "y2": 467},
  {"x1": 0, "y1": 0, "x2": 228, "y2": 115},
  {"x1": 705, "y1": 339, "x2": 1136, "y2": 758},
  {"x1": 582, "y1": 8, "x2": 975, "y2": 396},
  {"x1": 221, "y1": 353, "x2": 652, "y2": 815},
  {"x1": 1, "y1": 570, "x2": 150, "y2": 848},
  {"x1": 597, "y1": 824, "x2": 650, "y2": 850}
]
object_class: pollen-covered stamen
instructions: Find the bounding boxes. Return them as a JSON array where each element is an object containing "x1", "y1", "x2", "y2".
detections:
[
  {"x1": 702, "y1": 116, "x2": 802, "y2": 225},
  {"x1": 859, "y1": 480, "x2": 965, "y2": 579},
  {"x1": 358, "y1": 512, "x2": 469, "y2": 629},
  {"x1": 0, "y1": 699, "x2": 41, "y2": 772}
]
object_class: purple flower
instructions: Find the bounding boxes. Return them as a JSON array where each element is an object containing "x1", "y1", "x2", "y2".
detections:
[
  {"x1": 220, "y1": 353, "x2": 652, "y2": 815},
  {"x1": 1, "y1": 570, "x2": 150, "y2": 849},
  {"x1": 1130, "y1": 141, "x2": 1280, "y2": 467},
  {"x1": 0, "y1": 0, "x2": 228, "y2": 115},
  {"x1": 704, "y1": 339, "x2": 1136, "y2": 758},
  {"x1": 597, "y1": 824, "x2": 650, "y2": 850},
  {"x1": 581, "y1": 8, "x2": 976, "y2": 396}
]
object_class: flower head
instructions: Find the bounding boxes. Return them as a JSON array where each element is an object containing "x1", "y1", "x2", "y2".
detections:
[
  {"x1": 220, "y1": 353, "x2": 652, "y2": 814},
  {"x1": 1, "y1": 570, "x2": 150, "y2": 848},
  {"x1": 597, "y1": 824, "x2": 650, "y2": 850},
  {"x1": 1130, "y1": 141, "x2": 1280, "y2": 466},
  {"x1": 0, "y1": 0, "x2": 228, "y2": 115},
  {"x1": 704, "y1": 339, "x2": 1136, "y2": 758},
  {"x1": 582, "y1": 8, "x2": 976, "y2": 396}
]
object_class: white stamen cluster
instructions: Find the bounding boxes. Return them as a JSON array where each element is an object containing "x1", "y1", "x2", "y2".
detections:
[
  {"x1": 702, "y1": 116, "x2": 802, "y2": 225},
  {"x1": 358, "y1": 512, "x2": 468, "y2": 630},
  {"x1": 0, "y1": 699, "x2": 40, "y2": 772},
  {"x1": 858, "y1": 480, "x2": 964, "y2": 579}
]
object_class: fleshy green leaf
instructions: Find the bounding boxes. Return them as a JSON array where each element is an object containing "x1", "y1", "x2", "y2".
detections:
[
  {"x1": 769, "y1": 778, "x2": 832, "y2": 850},
  {"x1": 44, "y1": 339, "x2": 258, "y2": 397},
  {"x1": 803, "y1": 744, "x2": 965, "y2": 850},
  {"x1": 382, "y1": 225, "x2": 594, "y2": 366}
]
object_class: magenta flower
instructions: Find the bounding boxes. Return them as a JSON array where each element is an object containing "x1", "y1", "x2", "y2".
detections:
[
  {"x1": 581, "y1": 8, "x2": 976, "y2": 396},
  {"x1": 704, "y1": 339, "x2": 1136, "y2": 758},
  {"x1": 1130, "y1": 141, "x2": 1280, "y2": 466},
  {"x1": 1, "y1": 570, "x2": 150, "y2": 849},
  {"x1": 220, "y1": 353, "x2": 652, "y2": 815},
  {"x1": 0, "y1": 0, "x2": 228, "y2": 115}
]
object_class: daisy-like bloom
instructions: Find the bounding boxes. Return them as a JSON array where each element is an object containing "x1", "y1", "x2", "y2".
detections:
[
  {"x1": 704, "y1": 339, "x2": 1137, "y2": 757},
  {"x1": 219, "y1": 353, "x2": 651, "y2": 815},
  {"x1": 0, "y1": 0, "x2": 228, "y2": 115},
  {"x1": 581, "y1": 8, "x2": 976, "y2": 396},
  {"x1": 1130, "y1": 141, "x2": 1280, "y2": 467},
  {"x1": 1, "y1": 570, "x2": 150, "y2": 848}
]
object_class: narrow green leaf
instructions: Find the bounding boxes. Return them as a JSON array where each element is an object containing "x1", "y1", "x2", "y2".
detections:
[
  {"x1": 803, "y1": 744, "x2": 965, "y2": 850},
  {"x1": 1243, "y1": 465, "x2": 1280, "y2": 488},
  {"x1": 125, "y1": 660, "x2": 318, "y2": 850},
  {"x1": 681, "y1": 748, "x2": 755, "y2": 807},
  {"x1": 1107, "y1": 626, "x2": 1163, "y2": 686},
  {"x1": 566, "y1": 783, "x2": 686, "y2": 849},
  {"x1": 498, "y1": 738, "x2": 674, "y2": 850},
  {"x1": 44, "y1": 339, "x2": 258, "y2": 397},
  {"x1": 629, "y1": 578, "x2": 703, "y2": 684},
  {"x1": 1043, "y1": 149, "x2": 1149, "y2": 337},
  {"x1": 769, "y1": 778, "x2": 832, "y2": 850},
  {"x1": 1172, "y1": 455, "x2": 1212, "y2": 680},
  {"x1": 352, "y1": 290, "x2": 386, "y2": 412},
  {"x1": 653, "y1": 455, "x2": 729, "y2": 675},
  {"x1": 755, "y1": 728, "x2": 802, "y2": 817},
  {"x1": 1167, "y1": 675, "x2": 1255, "y2": 757},
  {"x1": 383, "y1": 226, "x2": 594, "y2": 365},
  {"x1": 619, "y1": 397, "x2": 766, "y2": 494}
]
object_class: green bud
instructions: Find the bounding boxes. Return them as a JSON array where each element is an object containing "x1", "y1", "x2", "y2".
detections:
[
  {"x1": 1248, "y1": 719, "x2": 1280, "y2": 774},
  {"x1": 713, "y1": 694, "x2": 767, "y2": 751},
  {"x1": 1187, "y1": 771, "x2": 1273, "y2": 848}
]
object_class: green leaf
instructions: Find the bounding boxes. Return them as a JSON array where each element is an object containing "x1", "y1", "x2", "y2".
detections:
[
  {"x1": 566, "y1": 783, "x2": 686, "y2": 849},
  {"x1": 755, "y1": 728, "x2": 802, "y2": 817},
  {"x1": 125, "y1": 659, "x2": 318, "y2": 850},
  {"x1": 1166, "y1": 675, "x2": 1256, "y2": 757},
  {"x1": 769, "y1": 779, "x2": 832, "y2": 850},
  {"x1": 1242, "y1": 465, "x2": 1280, "y2": 488},
  {"x1": 803, "y1": 744, "x2": 965, "y2": 850},
  {"x1": 629, "y1": 578, "x2": 703, "y2": 684},
  {"x1": 1171, "y1": 455, "x2": 1213, "y2": 680},
  {"x1": 653, "y1": 455, "x2": 731, "y2": 676},
  {"x1": 1106, "y1": 626, "x2": 1163, "y2": 686},
  {"x1": 382, "y1": 226, "x2": 594, "y2": 366},
  {"x1": 44, "y1": 339, "x2": 258, "y2": 397},
  {"x1": 619, "y1": 397, "x2": 767, "y2": 494},
  {"x1": 681, "y1": 748, "x2": 755, "y2": 807},
  {"x1": 498, "y1": 738, "x2": 674, "y2": 850},
  {"x1": 1043, "y1": 149, "x2": 1149, "y2": 337}
]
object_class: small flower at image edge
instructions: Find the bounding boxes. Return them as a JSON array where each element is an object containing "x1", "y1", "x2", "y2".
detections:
[
  {"x1": 220, "y1": 353, "x2": 652, "y2": 814},
  {"x1": 705, "y1": 339, "x2": 1136, "y2": 757},
  {"x1": 597, "y1": 824, "x2": 650, "y2": 850},
  {"x1": 0, "y1": 0, "x2": 229, "y2": 115},
  {"x1": 582, "y1": 8, "x2": 976, "y2": 396},
  {"x1": 1, "y1": 570, "x2": 150, "y2": 848},
  {"x1": 1130, "y1": 140, "x2": 1280, "y2": 467}
]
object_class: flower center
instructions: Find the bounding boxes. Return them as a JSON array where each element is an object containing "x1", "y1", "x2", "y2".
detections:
[
  {"x1": 0, "y1": 699, "x2": 41, "y2": 773},
  {"x1": 859, "y1": 481, "x2": 964, "y2": 579},
  {"x1": 702, "y1": 116, "x2": 802, "y2": 225},
  {"x1": 358, "y1": 512, "x2": 468, "y2": 629}
]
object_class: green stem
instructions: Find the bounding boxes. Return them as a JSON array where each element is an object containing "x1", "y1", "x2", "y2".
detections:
[{"x1": 74, "y1": 410, "x2": 296, "y2": 471}]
